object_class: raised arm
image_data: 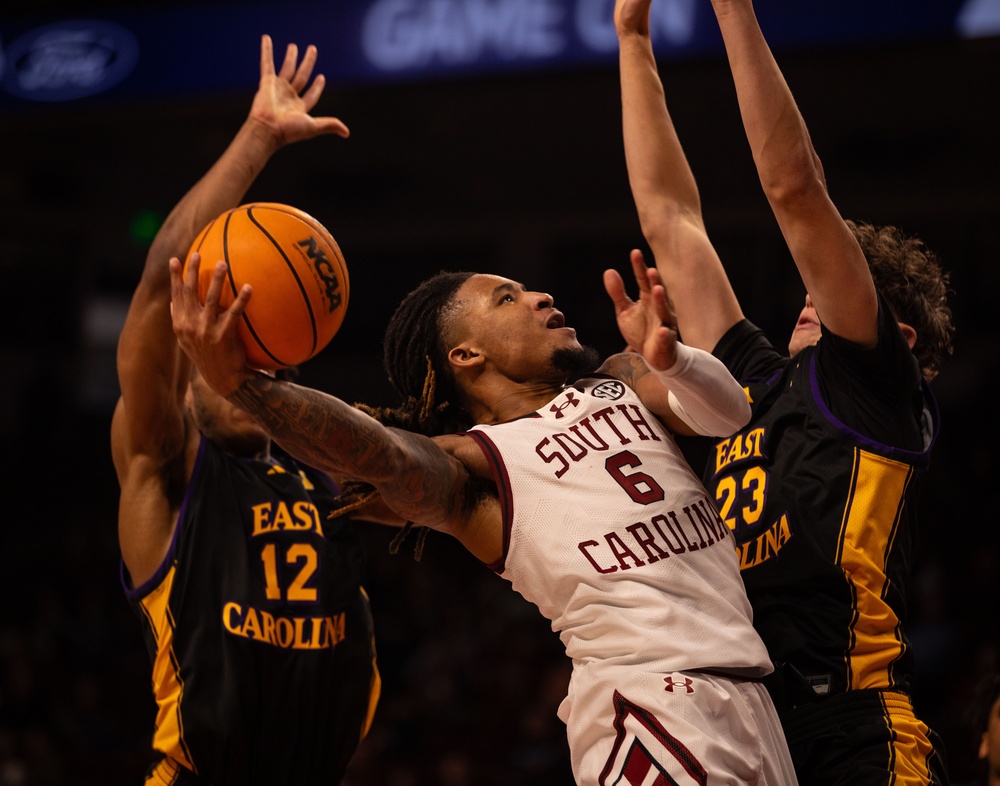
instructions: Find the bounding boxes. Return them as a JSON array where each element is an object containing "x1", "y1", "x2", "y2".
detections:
[
  {"x1": 114, "y1": 35, "x2": 349, "y2": 463},
  {"x1": 112, "y1": 35, "x2": 349, "y2": 581},
  {"x1": 169, "y1": 256, "x2": 478, "y2": 538},
  {"x1": 616, "y1": 0, "x2": 743, "y2": 351},
  {"x1": 603, "y1": 250, "x2": 749, "y2": 437},
  {"x1": 708, "y1": 0, "x2": 878, "y2": 345}
]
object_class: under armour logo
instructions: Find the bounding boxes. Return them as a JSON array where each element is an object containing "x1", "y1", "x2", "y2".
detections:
[
  {"x1": 663, "y1": 676, "x2": 694, "y2": 694},
  {"x1": 549, "y1": 391, "x2": 580, "y2": 419}
]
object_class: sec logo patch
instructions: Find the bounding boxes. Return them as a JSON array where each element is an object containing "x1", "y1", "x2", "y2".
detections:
[{"x1": 591, "y1": 380, "x2": 626, "y2": 401}]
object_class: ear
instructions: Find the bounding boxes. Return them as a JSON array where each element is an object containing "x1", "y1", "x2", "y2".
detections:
[
  {"x1": 980, "y1": 729, "x2": 989, "y2": 761},
  {"x1": 898, "y1": 322, "x2": 917, "y2": 350},
  {"x1": 448, "y1": 342, "x2": 485, "y2": 371}
]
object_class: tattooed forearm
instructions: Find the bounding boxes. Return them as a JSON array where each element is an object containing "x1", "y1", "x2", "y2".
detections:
[
  {"x1": 229, "y1": 373, "x2": 397, "y2": 479},
  {"x1": 225, "y1": 373, "x2": 466, "y2": 528}
]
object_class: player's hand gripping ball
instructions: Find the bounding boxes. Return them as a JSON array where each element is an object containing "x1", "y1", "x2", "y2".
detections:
[{"x1": 184, "y1": 202, "x2": 349, "y2": 369}]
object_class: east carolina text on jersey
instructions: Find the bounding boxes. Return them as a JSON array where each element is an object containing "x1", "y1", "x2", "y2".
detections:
[
  {"x1": 709, "y1": 315, "x2": 938, "y2": 700},
  {"x1": 123, "y1": 438, "x2": 379, "y2": 785},
  {"x1": 222, "y1": 603, "x2": 347, "y2": 649},
  {"x1": 709, "y1": 422, "x2": 797, "y2": 569},
  {"x1": 250, "y1": 499, "x2": 325, "y2": 536}
]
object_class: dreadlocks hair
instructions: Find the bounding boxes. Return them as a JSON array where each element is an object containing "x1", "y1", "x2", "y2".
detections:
[
  {"x1": 330, "y1": 270, "x2": 477, "y2": 560},
  {"x1": 848, "y1": 220, "x2": 955, "y2": 382},
  {"x1": 381, "y1": 269, "x2": 478, "y2": 435}
]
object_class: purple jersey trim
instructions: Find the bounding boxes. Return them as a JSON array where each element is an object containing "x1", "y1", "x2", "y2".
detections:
[
  {"x1": 808, "y1": 354, "x2": 938, "y2": 467},
  {"x1": 121, "y1": 434, "x2": 209, "y2": 600}
]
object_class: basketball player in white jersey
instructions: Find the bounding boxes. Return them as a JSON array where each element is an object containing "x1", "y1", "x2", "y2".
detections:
[{"x1": 170, "y1": 239, "x2": 797, "y2": 782}]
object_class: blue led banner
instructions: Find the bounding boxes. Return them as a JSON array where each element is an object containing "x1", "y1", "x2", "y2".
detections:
[{"x1": 0, "y1": 0, "x2": 994, "y2": 108}]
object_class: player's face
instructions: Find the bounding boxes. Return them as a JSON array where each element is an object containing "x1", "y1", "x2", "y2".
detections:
[
  {"x1": 452, "y1": 274, "x2": 586, "y2": 381},
  {"x1": 788, "y1": 293, "x2": 822, "y2": 357},
  {"x1": 188, "y1": 371, "x2": 270, "y2": 457}
]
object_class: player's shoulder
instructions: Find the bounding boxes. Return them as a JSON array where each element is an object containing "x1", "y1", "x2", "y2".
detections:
[
  {"x1": 433, "y1": 432, "x2": 492, "y2": 481},
  {"x1": 595, "y1": 352, "x2": 646, "y2": 388}
]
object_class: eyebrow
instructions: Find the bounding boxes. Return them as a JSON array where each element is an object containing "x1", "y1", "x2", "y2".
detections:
[{"x1": 491, "y1": 281, "x2": 526, "y2": 300}]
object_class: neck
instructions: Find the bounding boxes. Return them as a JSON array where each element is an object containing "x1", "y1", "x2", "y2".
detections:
[{"x1": 466, "y1": 380, "x2": 566, "y2": 425}]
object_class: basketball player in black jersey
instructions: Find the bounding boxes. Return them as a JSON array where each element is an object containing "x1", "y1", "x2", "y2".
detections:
[
  {"x1": 112, "y1": 36, "x2": 383, "y2": 785},
  {"x1": 615, "y1": 0, "x2": 954, "y2": 783}
]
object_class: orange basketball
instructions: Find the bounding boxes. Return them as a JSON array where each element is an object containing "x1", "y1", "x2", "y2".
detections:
[{"x1": 184, "y1": 202, "x2": 349, "y2": 370}]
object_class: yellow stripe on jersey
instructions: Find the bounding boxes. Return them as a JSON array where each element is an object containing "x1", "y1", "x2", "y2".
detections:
[
  {"x1": 143, "y1": 755, "x2": 185, "y2": 785},
  {"x1": 836, "y1": 449, "x2": 914, "y2": 692},
  {"x1": 138, "y1": 566, "x2": 196, "y2": 772},
  {"x1": 359, "y1": 586, "x2": 381, "y2": 741},
  {"x1": 880, "y1": 691, "x2": 937, "y2": 784}
]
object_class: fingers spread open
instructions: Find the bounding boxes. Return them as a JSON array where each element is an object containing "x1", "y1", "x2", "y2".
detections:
[
  {"x1": 278, "y1": 42, "x2": 298, "y2": 81},
  {"x1": 292, "y1": 44, "x2": 318, "y2": 93}
]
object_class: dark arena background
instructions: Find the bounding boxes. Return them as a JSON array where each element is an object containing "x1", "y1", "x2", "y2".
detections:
[{"x1": 1, "y1": 0, "x2": 998, "y2": 783}]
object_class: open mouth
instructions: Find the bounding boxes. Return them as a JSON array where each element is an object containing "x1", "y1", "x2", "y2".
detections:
[{"x1": 546, "y1": 311, "x2": 565, "y2": 329}]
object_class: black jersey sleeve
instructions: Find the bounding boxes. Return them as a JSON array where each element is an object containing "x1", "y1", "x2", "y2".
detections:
[
  {"x1": 712, "y1": 319, "x2": 787, "y2": 382},
  {"x1": 814, "y1": 292, "x2": 925, "y2": 450}
]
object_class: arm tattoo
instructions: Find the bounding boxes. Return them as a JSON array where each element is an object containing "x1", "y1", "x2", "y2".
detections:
[
  {"x1": 228, "y1": 373, "x2": 464, "y2": 525},
  {"x1": 229, "y1": 374, "x2": 394, "y2": 476},
  {"x1": 601, "y1": 352, "x2": 649, "y2": 389}
]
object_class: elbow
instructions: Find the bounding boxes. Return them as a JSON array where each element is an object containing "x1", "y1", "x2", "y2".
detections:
[
  {"x1": 637, "y1": 206, "x2": 705, "y2": 255},
  {"x1": 758, "y1": 147, "x2": 828, "y2": 212},
  {"x1": 634, "y1": 199, "x2": 672, "y2": 239},
  {"x1": 764, "y1": 174, "x2": 828, "y2": 219}
]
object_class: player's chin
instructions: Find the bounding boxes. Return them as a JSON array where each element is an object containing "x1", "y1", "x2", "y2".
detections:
[
  {"x1": 546, "y1": 327, "x2": 581, "y2": 352},
  {"x1": 787, "y1": 326, "x2": 821, "y2": 356},
  {"x1": 551, "y1": 344, "x2": 601, "y2": 377}
]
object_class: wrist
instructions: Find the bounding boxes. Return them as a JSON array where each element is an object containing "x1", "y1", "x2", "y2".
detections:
[
  {"x1": 653, "y1": 341, "x2": 694, "y2": 378},
  {"x1": 242, "y1": 116, "x2": 284, "y2": 156}
]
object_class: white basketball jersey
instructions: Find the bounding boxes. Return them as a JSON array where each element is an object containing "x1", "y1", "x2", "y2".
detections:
[{"x1": 467, "y1": 377, "x2": 771, "y2": 676}]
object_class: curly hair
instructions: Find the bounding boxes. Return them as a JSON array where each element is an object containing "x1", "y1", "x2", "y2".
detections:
[
  {"x1": 334, "y1": 270, "x2": 477, "y2": 559},
  {"x1": 847, "y1": 220, "x2": 955, "y2": 381}
]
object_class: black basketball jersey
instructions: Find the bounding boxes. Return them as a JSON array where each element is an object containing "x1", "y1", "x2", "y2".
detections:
[
  {"x1": 706, "y1": 296, "x2": 938, "y2": 700},
  {"x1": 124, "y1": 436, "x2": 379, "y2": 785}
]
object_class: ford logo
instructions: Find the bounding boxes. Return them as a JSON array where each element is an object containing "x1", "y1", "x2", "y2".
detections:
[{"x1": 2, "y1": 20, "x2": 139, "y2": 102}]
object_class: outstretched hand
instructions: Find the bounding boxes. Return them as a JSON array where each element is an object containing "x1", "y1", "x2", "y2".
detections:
[
  {"x1": 603, "y1": 249, "x2": 679, "y2": 372},
  {"x1": 170, "y1": 254, "x2": 254, "y2": 397},
  {"x1": 249, "y1": 34, "x2": 350, "y2": 147}
]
